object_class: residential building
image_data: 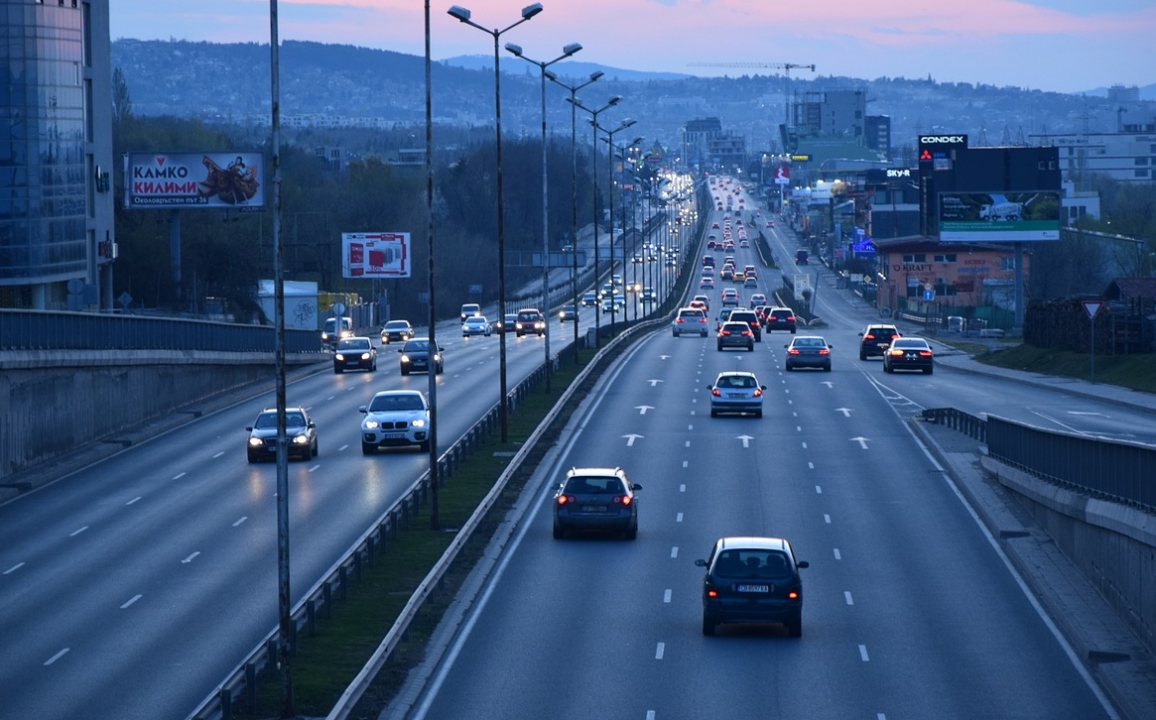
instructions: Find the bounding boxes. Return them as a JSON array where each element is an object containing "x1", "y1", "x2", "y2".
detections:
[{"x1": 1, "y1": 0, "x2": 114, "y2": 310}]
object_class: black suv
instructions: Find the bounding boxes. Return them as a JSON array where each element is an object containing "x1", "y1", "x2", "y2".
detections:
[
  {"x1": 764, "y1": 307, "x2": 796, "y2": 335},
  {"x1": 859, "y1": 324, "x2": 900, "y2": 360},
  {"x1": 695, "y1": 536, "x2": 809, "y2": 637},
  {"x1": 727, "y1": 310, "x2": 762, "y2": 342}
]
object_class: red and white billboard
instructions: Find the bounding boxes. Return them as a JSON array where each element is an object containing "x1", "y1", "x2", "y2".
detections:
[
  {"x1": 774, "y1": 165, "x2": 790, "y2": 185},
  {"x1": 123, "y1": 152, "x2": 265, "y2": 209},
  {"x1": 342, "y1": 232, "x2": 411, "y2": 278}
]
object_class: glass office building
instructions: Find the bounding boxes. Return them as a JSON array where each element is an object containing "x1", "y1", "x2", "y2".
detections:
[{"x1": 1, "y1": 0, "x2": 113, "y2": 309}]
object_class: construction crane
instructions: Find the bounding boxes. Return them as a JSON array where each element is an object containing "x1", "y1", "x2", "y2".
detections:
[{"x1": 688, "y1": 62, "x2": 816, "y2": 127}]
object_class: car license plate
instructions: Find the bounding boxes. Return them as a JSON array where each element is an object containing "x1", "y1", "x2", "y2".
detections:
[
  {"x1": 384, "y1": 432, "x2": 405, "y2": 439},
  {"x1": 581, "y1": 505, "x2": 608, "y2": 513},
  {"x1": 727, "y1": 393, "x2": 744, "y2": 398},
  {"x1": 736, "y1": 584, "x2": 770, "y2": 593}
]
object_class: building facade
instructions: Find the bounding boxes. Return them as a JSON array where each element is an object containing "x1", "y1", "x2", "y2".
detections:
[
  {"x1": 1030, "y1": 123, "x2": 1156, "y2": 184},
  {"x1": 1, "y1": 0, "x2": 114, "y2": 310}
]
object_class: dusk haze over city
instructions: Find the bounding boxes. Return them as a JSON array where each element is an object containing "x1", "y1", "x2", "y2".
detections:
[{"x1": 110, "y1": 0, "x2": 1155, "y2": 93}]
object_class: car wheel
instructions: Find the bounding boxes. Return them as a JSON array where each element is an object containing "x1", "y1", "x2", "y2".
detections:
[
  {"x1": 247, "y1": 455, "x2": 257, "y2": 464},
  {"x1": 710, "y1": 409, "x2": 719, "y2": 417},
  {"x1": 361, "y1": 442, "x2": 374, "y2": 455},
  {"x1": 755, "y1": 409, "x2": 763, "y2": 418},
  {"x1": 702, "y1": 614, "x2": 717, "y2": 636},
  {"x1": 790, "y1": 328, "x2": 796, "y2": 334},
  {"x1": 625, "y1": 523, "x2": 638, "y2": 540},
  {"x1": 785, "y1": 363, "x2": 793, "y2": 371},
  {"x1": 859, "y1": 351, "x2": 867, "y2": 361},
  {"x1": 419, "y1": 440, "x2": 431, "y2": 452},
  {"x1": 786, "y1": 616, "x2": 802, "y2": 638},
  {"x1": 716, "y1": 343, "x2": 723, "y2": 351},
  {"x1": 334, "y1": 367, "x2": 342, "y2": 374},
  {"x1": 924, "y1": 366, "x2": 934, "y2": 375},
  {"x1": 436, "y1": 365, "x2": 444, "y2": 375},
  {"x1": 823, "y1": 364, "x2": 831, "y2": 372},
  {"x1": 672, "y1": 331, "x2": 678, "y2": 337},
  {"x1": 747, "y1": 344, "x2": 754, "y2": 352},
  {"x1": 401, "y1": 368, "x2": 409, "y2": 376},
  {"x1": 553, "y1": 524, "x2": 565, "y2": 540},
  {"x1": 883, "y1": 363, "x2": 892, "y2": 373}
]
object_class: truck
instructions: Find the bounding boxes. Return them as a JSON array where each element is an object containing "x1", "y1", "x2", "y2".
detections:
[{"x1": 979, "y1": 201, "x2": 1022, "y2": 222}]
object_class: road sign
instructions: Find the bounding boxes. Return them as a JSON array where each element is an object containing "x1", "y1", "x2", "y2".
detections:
[{"x1": 1081, "y1": 301, "x2": 1102, "y2": 319}]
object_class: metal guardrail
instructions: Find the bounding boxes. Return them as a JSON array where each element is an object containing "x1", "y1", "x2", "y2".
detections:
[
  {"x1": 0, "y1": 308, "x2": 321, "y2": 353},
  {"x1": 923, "y1": 407, "x2": 1154, "y2": 514}
]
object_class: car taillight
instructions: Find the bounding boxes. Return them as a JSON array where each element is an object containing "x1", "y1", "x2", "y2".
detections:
[
  {"x1": 919, "y1": 350, "x2": 933, "y2": 357},
  {"x1": 787, "y1": 315, "x2": 795, "y2": 322},
  {"x1": 707, "y1": 589, "x2": 719, "y2": 598},
  {"x1": 699, "y1": 318, "x2": 707, "y2": 323},
  {"x1": 613, "y1": 495, "x2": 632, "y2": 506},
  {"x1": 752, "y1": 388, "x2": 763, "y2": 397},
  {"x1": 788, "y1": 590, "x2": 800, "y2": 600},
  {"x1": 711, "y1": 388, "x2": 721, "y2": 397},
  {"x1": 676, "y1": 318, "x2": 685, "y2": 323},
  {"x1": 721, "y1": 330, "x2": 731, "y2": 336},
  {"x1": 557, "y1": 495, "x2": 575, "y2": 505},
  {"x1": 889, "y1": 348, "x2": 904, "y2": 356},
  {"x1": 864, "y1": 333, "x2": 875, "y2": 340},
  {"x1": 788, "y1": 348, "x2": 799, "y2": 355},
  {"x1": 819, "y1": 348, "x2": 829, "y2": 355},
  {"x1": 742, "y1": 329, "x2": 752, "y2": 336}
]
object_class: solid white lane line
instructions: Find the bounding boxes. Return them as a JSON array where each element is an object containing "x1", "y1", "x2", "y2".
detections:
[
  {"x1": 339, "y1": 444, "x2": 349, "y2": 452},
  {"x1": 679, "y1": 484, "x2": 686, "y2": 492},
  {"x1": 126, "y1": 496, "x2": 142, "y2": 505},
  {"x1": 833, "y1": 548, "x2": 842, "y2": 560},
  {"x1": 4, "y1": 562, "x2": 25, "y2": 575},
  {"x1": 859, "y1": 644, "x2": 870, "y2": 661},
  {"x1": 815, "y1": 486, "x2": 822, "y2": 494},
  {"x1": 233, "y1": 517, "x2": 248, "y2": 527},
  {"x1": 845, "y1": 591, "x2": 854, "y2": 605},
  {"x1": 664, "y1": 589, "x2": 672, "y2": 603},
  {"x1": 121, "y1": 594, "x2": 142, "y2": 609},
  {"x1": 655, "y1": 642, "x2": 665, "y2": 660},
  {"x1": 670, "y1": 547, "x2": 679, "y2": 559},
  {"x1": 824, "y1": 514, "x2": 831, "y2": 524},
  {"x1": 309, "y1": 464, "x2": 320, "y2": 472},
  {"x1": 676, "y1": 513, "x2": 684, "y2": 522},
  {"x1": 173, "y1": 472, "x2": 186, "y2": 480},
  {"x1": 70, "y1": 526, "x2": 88, "y2": 537},
  {"x1": 181, "y1": 552, "x2": 200, "y2": 564},
  {"x1": 44, "y1": 648, "x2": 69, "y2": 666},
  {"x1": 212, "y1": 451, "x2": 224, "y2": 459}
]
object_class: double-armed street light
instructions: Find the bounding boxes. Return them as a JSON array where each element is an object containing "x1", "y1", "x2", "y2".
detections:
[
  {"x1": 592, "y1": 119, "x2": 638, "y2": 330},
  {"x1": 567, "y1": 95, "x2": 622, "y2": 347},
  {"x1": 505, "y1": 41, "x2": 582, "y2": 391},
  {"x1": 545, "y1": 69, "x2": 603, "y2": 363},
  {"x1": 447, "y1": 2, "x2": 542, "y2": 442}
]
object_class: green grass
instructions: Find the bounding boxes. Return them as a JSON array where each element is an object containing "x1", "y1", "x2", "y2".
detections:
[
  {"x1": 236, "y1": 350, "x2": 599, "y2": 719},
  {"x1": 975, "y1": 343, "x2": 1156, "y2": 394}
]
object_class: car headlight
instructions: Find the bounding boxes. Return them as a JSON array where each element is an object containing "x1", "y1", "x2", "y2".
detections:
[
  {"x1": 292, "y1": 434, "x2": 310, "y2": 445},
  {"x1": 401, "y1": 355, "x2": 411, "y2": 363},
  {"x1": 361, "y1": 352, "x2": 371, "y2": 360},
  {"x1": 248, "y1": 437, "x2": 264, "y2": 447},
  {"x1": 432, "y1": 354, "x2": 442, "y2": 362},
  {"x1": 364, "y1": 420, "x2": 379, "y2": 429},
  {"x1": 411, "y1": 418, "x2": 427, "y2": 428},
  {"x1": 335, "y1": 353, "x2": 345, "y2": 361}
]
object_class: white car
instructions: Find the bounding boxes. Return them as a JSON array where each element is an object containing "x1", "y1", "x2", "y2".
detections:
[
  {"x1": 359, "y1": 390, "x2": 431, "y2": 454},
  {"x1": 462, "y1": 316, "x2": 491, "y2": 337}
]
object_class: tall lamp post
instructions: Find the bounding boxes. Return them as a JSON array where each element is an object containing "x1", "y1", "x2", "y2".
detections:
[
  {"x1": 593, "y1": 120, "x2": 637, "y2": 330},
  {"x1": 448, "y1": 2, "x2": 542, "y2": 443},
  {"x1": 505, "y1": 41, "x2": 582, "y2": 392},
  {"x1": 568, "y1": 95, "x2": 622, "y2": 348},
  {"x1": 545, "y1": 69, "x2": 603, "y2": 363}
]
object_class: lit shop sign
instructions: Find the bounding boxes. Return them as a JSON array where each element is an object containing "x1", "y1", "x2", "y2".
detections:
[
  {"x1": 918, "y1": 135, "x2": 968, "y2": 146},
  {"x1": 886, "y1": 169, "x2": 911, "y2": 178}
]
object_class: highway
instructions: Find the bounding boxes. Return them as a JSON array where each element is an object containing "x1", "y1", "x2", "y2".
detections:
[
  {"x1": 0, "y1": 177, "x2": 1128, "y2": 719},
  {"x1": 408, "y1": 181, "x2": 1120, "y2": 719}
]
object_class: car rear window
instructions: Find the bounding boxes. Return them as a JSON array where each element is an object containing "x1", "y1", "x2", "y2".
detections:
[
  {"x1": 679, "y1": 309, "x2": 704, "y2": 319},
  {"x1": 564, "y1": 477, "x2": 624, "y2": 494},
  {"x1": 713, "y1": 550, "x2": 791, "y2": 578}
]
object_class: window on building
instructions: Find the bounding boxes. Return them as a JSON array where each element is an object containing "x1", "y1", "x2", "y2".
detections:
[
  {"x1": 902, "y1": 254, "x2": 926, "y2": 263},
  {"x1": 1136, "y1": 169, "x2": 1150, "y2": 178},
  {"x1": 934, "y1": 254, "x2": 957, "y2": 263},
  {"x1": 1000, "y1": 257, "x2": 1016, "y2": 271},
  {"x1": 1136, "y1": 157, "x2": 1149, "y2": 166}
]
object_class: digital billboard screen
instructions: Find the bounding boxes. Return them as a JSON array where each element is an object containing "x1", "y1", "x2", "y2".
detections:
[{"x1": 938, "y1": 191, "x2": 1060, "y2": 242}]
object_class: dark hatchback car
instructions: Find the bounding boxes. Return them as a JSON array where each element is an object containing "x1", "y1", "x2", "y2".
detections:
[
  {"x1": 727, "y1": 309, "x2": 762, "y2": 342},
  {"x1": 764, "y1": 307, "x2": 797, "y2": 334},
  {"x1": 784, "y1": 335, "x2": 832, "y2": 371},
  {"x1": 333, "y1": 336, "x2": 377, "y2": 373},
  {"x1": 398, "y1": 338, "x2": 444, "y2": 375},
  {"x1": 883, "y1": 337, "x2": 934, "y2": 374},
  {"x1": 717, "y1": 321, "x2": 754, "y2": 352},
  {"x1": 858, "y1": 324, "x2": 900, "y2": 360},
  {"x1": 553, "y1": 467, "x2": 641, "y2": 540},
  {"x1": 695, "y1": 536, "x2": 809, "y2": 637},
  {"x1": 246, "y1": 407, "x2": 318, "y2": 463}
]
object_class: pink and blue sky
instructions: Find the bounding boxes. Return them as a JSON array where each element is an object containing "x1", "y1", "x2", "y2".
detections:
[{"x1": 111, "y1": 0, "x2": 1155, "y2": 94}]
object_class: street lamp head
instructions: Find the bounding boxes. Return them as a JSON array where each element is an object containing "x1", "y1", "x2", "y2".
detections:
[
  {"x1": 545, "y1": 69, "x2": 558, "y2": 82},
  {"x1": 562, "y1": 42, "x2": 582, "y2": 56},
  {"x1": 609, "y1": 95, "x2": 623, "y2": 106},
  {"x1": 505, "y1": 42, "x2": 523, "y2": 56},
  {"x1": 589, "y1": 71, "x2": 604, "y2": 82},
  {"x1": 447, "y1": 5, "x2": 471, "y2": 22},
  {"x1": 521, "y1": 2, "x2": 544, "y2": 20}
]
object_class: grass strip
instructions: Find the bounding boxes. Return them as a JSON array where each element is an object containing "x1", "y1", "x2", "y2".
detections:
[
  {"x1": 974, "y1": 343, "x2": 1156, "y2": 394},
  {"x1": 237, "y1": 347, "x2": 602, "y2": 719}
]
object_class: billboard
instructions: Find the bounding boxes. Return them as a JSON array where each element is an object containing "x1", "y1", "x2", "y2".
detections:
[
  {"x1": 342, "y1": 233, "x2": 411, "y2": 278},
  {"x1": 938, "y1": 191, "x2": 1060, "y2": 242},
  {"x1": 124, "y1": 152, "x2": 264, "y2": 209}
]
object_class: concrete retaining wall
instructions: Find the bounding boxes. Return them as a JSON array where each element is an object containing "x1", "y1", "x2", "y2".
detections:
[
  {"x1": 0, "y1": 350, "x2": 322, "y2": 483},
  {"x1": 982, "y1": 455, "x2": 1156, "y2": 653}
]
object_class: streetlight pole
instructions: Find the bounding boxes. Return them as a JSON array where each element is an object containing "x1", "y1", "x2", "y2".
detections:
[
  {"x1": 505, "y1": 41, "x2": 581, "y2": 392},
  {"x1": 568, "y1": 95, "x2": 622, "y2": 348},
  {"x1": 546, "y1": 69, "x2": 603, "y2": 363},
  {"x1": 448, "y1": 3, "x2": 542, "y2": 443},
  {"x1": 593, "y1": 121, "x2": 638, "y2": 331}
]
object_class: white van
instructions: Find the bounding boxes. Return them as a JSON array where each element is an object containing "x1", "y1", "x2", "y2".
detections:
[{"x1": 460, "y1": 303, "x2": 482, "y2": 322}]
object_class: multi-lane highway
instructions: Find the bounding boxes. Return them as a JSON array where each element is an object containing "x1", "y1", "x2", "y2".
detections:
[{"x1": 0, "y1": 176, "x2": 1130, "y2": 719}]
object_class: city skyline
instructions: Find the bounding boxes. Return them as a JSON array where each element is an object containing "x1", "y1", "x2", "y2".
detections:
[{"x1": 109, "y1": 0, "x2": 1155, "y2": 96}]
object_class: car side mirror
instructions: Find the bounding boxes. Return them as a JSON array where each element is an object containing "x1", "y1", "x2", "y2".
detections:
[
  {"x1": 828, "y1": 344, "x2": 833, "y2": 348},
  {"x1": 631, "y1": 483, "x2": 642, "y2": 491},
  {"x1": 760, "y1": 385, "x2": 768, "y2": 390},
  {"x1": 358, "y1": 406, "x2": 367, "y2": 414},
  {"x1": 694, "y1": 559, "x2": 707, "y2": 567},
  {"x1": 784, "y1": 344, "x2": 789, "y2": 348},
  {"x1": 796, "y1": 560, "x2": 809, "y2": 569},
  {"x1": 245, "y1": 426, "x2": 253, "y2": 432},
  {"x1": 308, "y1": 421, "x2": 315, "y2": 428},
  {"x1": 705, "y1": 384, "x2": 712, "y2": 390},
  {"x1": 439, "y1": 345, "x2": 445, "y2": 351},
  {"x1": 397, "y1": 348, "x2": 403, "y2": 353},
  {"x1": 857, "y1": 332, "x2": 864, "y2": 337}
]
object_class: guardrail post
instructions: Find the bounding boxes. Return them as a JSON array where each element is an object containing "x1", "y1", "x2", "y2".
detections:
[
  {"x1": 218, "y1": 687, "x2": 232, "y2": 720},
  {"x1": 323, "y1": 581, "x2": 333, "y2": 618},
  {"x1": 307, "y1": 599, "x2": 317, "y2": 636},
  {"x1": 339, "y1": 565, "x2": 348, "y2": 601},
  {"x1": 244, "y1": 661, "x2": 257, "y2": 710},
  {"x1": 354, "y1": 550, "x2": 363, "y2": 583}
]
